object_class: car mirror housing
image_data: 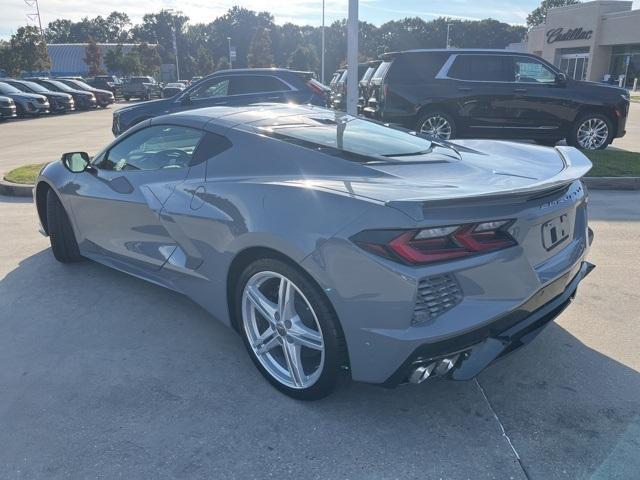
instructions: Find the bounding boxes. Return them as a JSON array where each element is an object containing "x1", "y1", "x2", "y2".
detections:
[
  {"x1": 555, "y1": 72, "x2": 567, "y2": 86},
  {"x1": 61, "y1": 151, "x2": 90, "y2": 173}
]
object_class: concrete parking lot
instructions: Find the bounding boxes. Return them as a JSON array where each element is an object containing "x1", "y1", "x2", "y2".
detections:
[
  {"x1": 0, "y1": 100, "x2": 639, "y2": 479},
  {"x1": 0, "y1": 191, "x2": 639, "y2": 479},
  {"x1": 0, "y1": 101, "x2": 639, "y2": 176}
]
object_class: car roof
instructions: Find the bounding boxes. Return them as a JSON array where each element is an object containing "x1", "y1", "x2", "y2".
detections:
[
  {"x1": 381, "y1": 49, "x2": 539, "y2": 60},
  {"x1": 154, "y1": 103, "x2": 335, "y2": 130}
]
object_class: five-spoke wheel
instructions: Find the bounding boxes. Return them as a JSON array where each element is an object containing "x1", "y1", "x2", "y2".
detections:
[{"x1": 236, "y1": 258, "x2": 347, "y2": 400}]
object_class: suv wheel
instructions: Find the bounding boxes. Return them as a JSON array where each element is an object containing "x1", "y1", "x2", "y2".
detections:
[
  {"x1": 416, "y1": 111, "x2": 456, "y2": 140},
  {"x1": 569, "y1": 113, "x2": 612, "y2": 150},
  {"x1": 236, "y1": 258, "x2": 348, "y2": 400}
]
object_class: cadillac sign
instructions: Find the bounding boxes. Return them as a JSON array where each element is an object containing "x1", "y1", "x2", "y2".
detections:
[{"x1": 546, "y1": 27, "x2": 593, "y2": 43}]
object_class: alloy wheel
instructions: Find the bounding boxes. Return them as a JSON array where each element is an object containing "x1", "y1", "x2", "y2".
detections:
[
  {"x1": 576, "y1": 117, "x2": 609, "y2": 150},
  {"x1": 242, "y1": 271, "x2": 325, "y2": 389},
  {"x1": 419, "y1": 115, "x2": 452, "y2": 140}
]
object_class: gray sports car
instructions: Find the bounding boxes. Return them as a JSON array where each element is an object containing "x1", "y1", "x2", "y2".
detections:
[{"x1": 35, "y1": 103, "x2": 595, "y2": 400}]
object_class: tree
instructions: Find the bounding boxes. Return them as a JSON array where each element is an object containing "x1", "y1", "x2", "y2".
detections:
[
  {"x1": 289, "y1": 45, "x2": 318, "y2": 72},
  {"x1": 9, "y1": 26, "x2": 51, "y2": 74},
  {"x1": 104, "y1": 44, "x2": 124, "y2": 74},
  {"x1": 122, "y1": 51, "x2": 142, "y2": 76},
  {"x1": 137, "y1": 42, "x2": 161, "y2": 75},
  {"x1": 45, "y1": 19, "x2": 72, "y2": 43},
  {"x1": 105, "y1": 11, "x2": 131, "y2": 42},
  {"x1": 84, "y1": 36, "x2": 104, "y2": 75},
  {"x1": 247, "y1": 28, "x2": 274, "y2": 67},
  {"x1": 215, "y1": 56, "x2": 229, "y2": 71},
  {"x1": 527, "y1": 0, "x2": 579, "y2": 27}
]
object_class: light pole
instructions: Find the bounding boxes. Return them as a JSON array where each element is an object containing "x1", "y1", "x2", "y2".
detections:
[
  {"x1": 346, "y1": 0, "x2": 358, "y2": 115},
  {"x1": 321, "y1": 0, "x2": 325, "y2": 84},
  {"x1": 446, "y1": 23, "x2": 453, "y2": 49},
  {"x1": 228, "y1": 37, "x2": 233, "y2": 69},
  {"x1": 166, "y1": 9, "x2": 180, "y2": 81}
]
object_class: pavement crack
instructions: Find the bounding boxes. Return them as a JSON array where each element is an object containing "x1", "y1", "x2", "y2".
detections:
[{"x1": 475, "y1": 377, "x2": 531, "y2": 480}]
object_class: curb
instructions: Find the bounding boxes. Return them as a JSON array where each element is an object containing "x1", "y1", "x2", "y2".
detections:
[
  {"x1": 583, "y1": 177, "x2": 640, "y2": 190},
  {"x1": 0, "y1": 178, "x2": 34, "y2": 197}
]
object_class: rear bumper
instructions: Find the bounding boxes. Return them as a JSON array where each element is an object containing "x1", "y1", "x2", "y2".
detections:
[{"x1": 383, "y1": 260, "x2": 595, "y2": 386}]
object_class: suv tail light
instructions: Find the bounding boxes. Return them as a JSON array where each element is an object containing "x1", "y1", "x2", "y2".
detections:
[
  {"x1": 306, "y1": 80, "x2": 328, "y2": 98},
  {"x1": 351, "y1": 220, "x2": 516, "y2": 265}
]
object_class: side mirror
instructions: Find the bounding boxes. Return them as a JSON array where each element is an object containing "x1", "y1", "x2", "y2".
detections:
[
  {"x1": 555, "y1": 72, "x2": 567, "y2": 86},
  {"x1": 61, "y1": 151, "x2": 90, "y2": 173}
]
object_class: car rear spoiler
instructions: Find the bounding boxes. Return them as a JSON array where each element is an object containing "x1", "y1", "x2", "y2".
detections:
[{"x1": 386, "y1": 146, "x2": 592, "y2": 219}]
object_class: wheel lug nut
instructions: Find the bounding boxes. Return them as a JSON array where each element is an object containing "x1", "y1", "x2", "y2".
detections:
[{"x1": 284, "y1": 320, "x2": 292, "y2": 329}]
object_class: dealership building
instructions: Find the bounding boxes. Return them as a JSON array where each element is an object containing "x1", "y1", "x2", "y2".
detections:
[{"x1": 525, "y1": 0, "x2": 640, "y2": 87}]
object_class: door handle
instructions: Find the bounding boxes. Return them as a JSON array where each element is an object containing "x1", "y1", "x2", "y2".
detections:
[
  {"x1": 458, "y1": 87, "x2": 472, "y2": 92},
  {"x1": 513, "y1": 88, "x2": 527, "y2": 94}
]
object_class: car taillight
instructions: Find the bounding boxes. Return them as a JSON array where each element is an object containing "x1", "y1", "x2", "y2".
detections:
[
  {"x1": 351, "y1": 220, "x2": 516, "y2": 265},
  {"x1": 306, "y1": 80, "x2": 327, "y2": 97}
]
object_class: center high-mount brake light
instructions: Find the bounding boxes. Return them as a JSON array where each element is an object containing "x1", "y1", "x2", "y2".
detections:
[{"x1": 351, "y1": 220, "x2": 517, "y2": 265}]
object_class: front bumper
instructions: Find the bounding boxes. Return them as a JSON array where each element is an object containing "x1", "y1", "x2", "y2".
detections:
[
  {"x1": 0, "y1": 105, "x2": 17, "y2": 119},
  {"x1": 383, "y1": 260, "x2": 595, "y2": 386}
]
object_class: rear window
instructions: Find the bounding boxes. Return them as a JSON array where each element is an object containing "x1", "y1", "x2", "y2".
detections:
[
  {"x1": 231, "y1": 75, "x2": 290, "y2": 95},
  {"x1": 255, "y1": 114, "x2": 433, "y2": 161},
  {"x1": 447, "y1": 55, "x2": 514, "y2": 82},
  {"x1": 388, "y1": 52, "x2": 449, "y2": 83},
  {"x1": 371, "y1": 61, "x2": 392, "y2": 83}
]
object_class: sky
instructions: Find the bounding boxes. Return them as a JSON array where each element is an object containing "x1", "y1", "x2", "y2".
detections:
[{"x1": 1, "y1": 0, "x2": 640, "y2": 39}]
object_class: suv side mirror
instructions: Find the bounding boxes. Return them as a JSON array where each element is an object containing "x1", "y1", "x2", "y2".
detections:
[
  {"x1": 555, "y1": 72, "x2": 567, "y2": 86},
  {"x1": 61, "y1": 151, "x2": 90, "y2": 173}
]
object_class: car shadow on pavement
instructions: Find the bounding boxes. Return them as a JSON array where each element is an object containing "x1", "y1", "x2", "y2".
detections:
[{"x1": 0, "y1": 249, "x2": 638, "y2": 479}]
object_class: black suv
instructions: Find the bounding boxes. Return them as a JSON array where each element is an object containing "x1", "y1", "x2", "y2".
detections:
[
  {"x1": 364, "y1": 49, "x2": 630, "y2": 150},
  {"x1": 112, "y1": 68, "x2": 329, "y2": 135}
]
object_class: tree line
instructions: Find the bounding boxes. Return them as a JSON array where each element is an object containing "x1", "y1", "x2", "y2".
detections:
[{"x1": 0, "y1": 6, "x2": 531, "y2": 79}]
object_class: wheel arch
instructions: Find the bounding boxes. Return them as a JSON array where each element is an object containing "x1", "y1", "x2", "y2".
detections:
[
  {"x1": 575, "y1": 105, "x2": 618, "y2": 133},
  {"x1": 35, "y1": 180, "x2": 53, "y2": 235}
]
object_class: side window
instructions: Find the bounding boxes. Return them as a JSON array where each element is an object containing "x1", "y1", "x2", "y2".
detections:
[
  {"x1": 97, "y1": 125, "x2": 204, "y2": 172},
  {"x1": 191, "y1": 78, "x2": 230, "y2": 100},
  {"x1": 388, "y1": 52, "x2": 449, "y2": 83},
  {"x1": 448, "y1": 55, "x2": 515, "y2": 82},
  {"x1": 513, "y1": 57, "x2": 556, "y2": 84},
  {"x1": 371, "y1": 61, "x2": 392, "y2": 81},
  {"x1": 230, "y1": 76, "x2": 290, "y2": 95}
]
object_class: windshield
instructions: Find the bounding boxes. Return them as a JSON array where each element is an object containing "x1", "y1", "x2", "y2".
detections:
[
  {"x1": 256, "y1": 114, "x2": 433, "y2": 161},
  {"x1": 67, "y1": 79, "x2": 93, "y2": 90},
  {"x1": 20, "y1": 80, "x2": 48, "y2": 93},
  {"x1": 0, "y1": 82, "x2": 22, "y2": 94},
  {"x1": 45, "y1": 80, "x2": 75, "y2": 92}
]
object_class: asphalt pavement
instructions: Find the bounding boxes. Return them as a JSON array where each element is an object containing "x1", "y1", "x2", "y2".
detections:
[{"x1": 0, "y1": 190, "x2": 638, "y2": 479}]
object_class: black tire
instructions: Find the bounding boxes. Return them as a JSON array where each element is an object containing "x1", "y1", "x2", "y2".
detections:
[
  {"x1": 534, "y1": 138, "x2": 562, "y2": 147},
  {"x1": 568, "y1": 113, "x2": 613, "y2": 150},
  {"x1": 46, "y1": 189, "x2": 83, "y2": 263},
  {"x1": 416, "y1": 110, "x2": 457, "y2": 141},
  {"x1": 235, "y1": 258, "x2": 348, "y2": 400}
]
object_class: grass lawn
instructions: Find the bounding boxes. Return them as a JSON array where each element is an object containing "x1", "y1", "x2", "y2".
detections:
[
  {"x1": 584, "y1": 149, "x2": 640, "y2": 177},
  {"x1": 4, "y1": 163, "x2": 48, "y2": 184},
  {"x1": 3, "y1": 149, "x2": 639, "y2": 185}
]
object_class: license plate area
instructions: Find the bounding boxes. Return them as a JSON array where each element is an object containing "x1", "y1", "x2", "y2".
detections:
[{"x1": 542, "y1": 214, "x2": 569, "y2": 251}]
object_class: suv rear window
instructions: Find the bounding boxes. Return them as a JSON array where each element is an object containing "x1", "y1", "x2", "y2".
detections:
[
  {"x1": 448, "y1": 55, "x2": 515, "y2": 82},
  {"x1": 388, "y1": 52, "x2": 449, "y2": 83}
]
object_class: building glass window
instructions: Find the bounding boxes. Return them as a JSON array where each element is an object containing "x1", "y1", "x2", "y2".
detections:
[{"x1": 610, "y1": 45, "x2": 640, "y2": 88}]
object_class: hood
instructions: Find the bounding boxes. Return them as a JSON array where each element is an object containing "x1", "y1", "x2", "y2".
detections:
[
  {"x1": 571, "y1": 79, "x2": 628, "y2": 97},
  {"x1": 289, "y1": 140, "x2": 591, "y2": 211}
]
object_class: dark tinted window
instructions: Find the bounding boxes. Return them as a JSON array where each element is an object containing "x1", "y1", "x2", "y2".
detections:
[
  {"x1": 191, "y1": 132, "x2": 232, "y2": 166},
  {"x1": 360, "y1": 67, "x2": 375, "y2": 84},
  {"x1": 448, "y1": 55, "x2": 515, "y2": 82},
  {"x1": 230, "y1": 76, "x2": 289, "y2": 95},
  {"x1": 191, "y1": 78, "x2": 230, "y2": 99},
  {"x1": 388, "y1": 52, "x2": 449, "y2": 82},
  {"x1": 257, "y1": 114, "x2": 433, "y2": 160}
]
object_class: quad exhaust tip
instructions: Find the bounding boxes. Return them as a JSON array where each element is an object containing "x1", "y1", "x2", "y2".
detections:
[{"x1": 409, "y1": 354, "x2": 460, "y2": 384}]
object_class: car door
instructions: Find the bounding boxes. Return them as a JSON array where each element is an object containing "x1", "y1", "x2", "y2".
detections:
[
  {"x1": 506, "y1": 55, "x2": 572, "y2": 132},
  {"x1": 444, "y1": 54, "x2": 516, "y2": 136},
  {"x1": 67, "y1": 123, "x2": 204, "y2": 271}
]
